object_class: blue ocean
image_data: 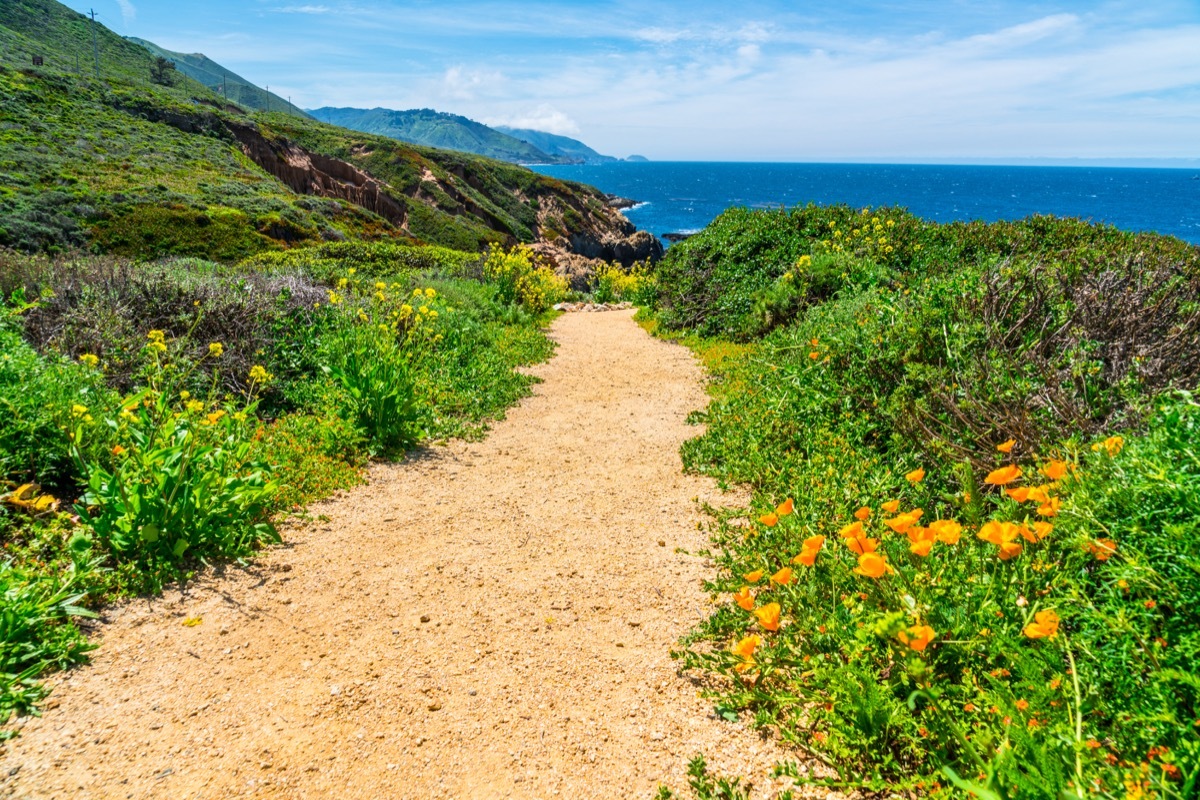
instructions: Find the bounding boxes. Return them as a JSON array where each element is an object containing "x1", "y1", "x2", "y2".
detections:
[{"x1": 530, "y1": 162, "x2": 1200, "y2": 246}]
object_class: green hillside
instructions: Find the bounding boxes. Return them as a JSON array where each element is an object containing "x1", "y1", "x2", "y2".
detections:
[
  {"x1": 496, "y1": 126, "x2": 617, "y2": 164},
  {"x1": 308, "y1": 107, "x2": 575, "y2": 165},
  {"x1": 127, "y1": 36, "x2": 310, "y2": 119},
  {"x1": 0, "y1": 0, "x2": 632, "y2": 261}
]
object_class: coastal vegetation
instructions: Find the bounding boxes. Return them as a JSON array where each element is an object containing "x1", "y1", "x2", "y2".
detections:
[
  {"x1": 649, "y1": 205, "x2": 1200, "y2": 798},
  {"x1": 0, "y1": 241, "x2": 559, "y2": 732}
]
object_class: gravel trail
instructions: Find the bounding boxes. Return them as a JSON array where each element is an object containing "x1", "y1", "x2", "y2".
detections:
[{"x1": 0, "y1": 310, "x2": 806, "y2": 799}]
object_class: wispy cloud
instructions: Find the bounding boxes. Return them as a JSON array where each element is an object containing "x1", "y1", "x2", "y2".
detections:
[
  {"x1": 439, "y1": 66, "x2": 505, "y2": 102},
  {"x1": 94, "y1": 0, "x2": 1200, "y2": 160},
  {"x1": 273, "y1": 4, "x2": 332, "y2": 14},
  {"x1": 114, "y1": 0, "x2": 136, "y2": 25},
  {"x1": 484, "y1": 104, "x2": 580, "y2": 135}
]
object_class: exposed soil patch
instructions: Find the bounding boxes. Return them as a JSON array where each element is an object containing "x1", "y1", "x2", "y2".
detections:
[{"x1": 0, "y1": 311, "x2": 819, "y2": 799}]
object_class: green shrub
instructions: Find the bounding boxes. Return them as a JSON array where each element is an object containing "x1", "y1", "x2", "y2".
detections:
[
  {"x1": 320, "y1": 321, "x2": 416, "y2": 455},
  {"x1": 246, "y1": 405, "x2": 367, "y2": 513},
  {"x1": 655, "y1": 205, "x2": 1198, "y2": 341},
  {"x1": 89, "y1": 205, "x2": 276, "y2": 262},
  {"x1": 0, "y1": 315, "x2": 115, "y2": 488},
  {"x1": 0, "y1": 558, "x2": 95, "y2": 733}
]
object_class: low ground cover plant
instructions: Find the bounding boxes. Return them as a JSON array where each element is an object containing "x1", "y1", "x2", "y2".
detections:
[
  {"x1": 0, "y1": 239, "x2": 556, "y2": 733},
  {"x1": 654, "y1": 208, "x2": 1200, "y2": 798}
]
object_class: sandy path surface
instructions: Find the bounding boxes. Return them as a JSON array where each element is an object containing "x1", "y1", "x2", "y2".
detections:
[{"x1": 0, "y1": 310, "x2": 803, "y2": 800}]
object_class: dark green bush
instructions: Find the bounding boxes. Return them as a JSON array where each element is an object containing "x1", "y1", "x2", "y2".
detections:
[{"x1": 0, "y1": 320, "x2": 114, "y2": 487}]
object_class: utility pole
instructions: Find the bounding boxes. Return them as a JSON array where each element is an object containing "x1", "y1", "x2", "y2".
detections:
[
  {"x1": 222, "y1": 73, "x2": 227, "y2": 100},
  {"x1": 89, "y1": 9, "x2": 100, "y2": 79},
  {"x1": 265, "y1": 85, "x2": 270, "y2": 113}
]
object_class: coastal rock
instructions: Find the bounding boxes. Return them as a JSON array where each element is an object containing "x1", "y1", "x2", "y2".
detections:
[
  {"x1": 567, "y1": 229, "x2": 663, "y2": 266},
  {"x1": 604, "y1": 194, "x2": 639, "y2": 210}
]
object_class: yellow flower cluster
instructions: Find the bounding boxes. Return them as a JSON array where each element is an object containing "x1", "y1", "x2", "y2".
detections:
[
  {"x1": 818, "y1": 211, "x2": 899, "y2": 259},
  {"x1": 146, "y1": 329, "x2": 168, "y2": 353}
]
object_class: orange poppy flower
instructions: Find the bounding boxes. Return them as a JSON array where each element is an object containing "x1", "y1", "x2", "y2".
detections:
[
  {"x1": 906, "y1": 467, "x2": 925, "y2": 483},
  {"x1": 854, "y1": 551, "x2": 892, "y2": 578},
  {"x1": 743, "y1": 569, "x2": 764, "y2": 583},
  {"x1": 776, "y1": 498, "x2": 795, "y2": 517},
  {"x1": 997, "y1": 439, "x2": 1016, "y2": 454},
  {"x1": 1016, "y1": 525, "x2": 1038, "y2": 544},
  {"x1": 808, "y1": 351, "x2": 820, "y2": 360},
  {"x1": 1015, "y1": 699, "x2": 1029, "y2": 711},
  {"x1": 1037, "y1": 497, "x2": 1061, "y2": 517},
  {"x1": 928, "y1": 519, "x2": 962, "y2": 545},
  {"x1": 1086, "y1": 539, "x2": 1118, "y2": 561},
  {"x1": 839, "y1": 521, "x2": 865, "y2": 539},
  {"x1": 753, "y1": 602, "x2": 781, "y2": 632},
  {"x1": 846, "y1": 536, "x2": 879, "y2": 555},
  {"x1": 1040, "y1": 460, "x2": 1069, "y2": 481},
  {"x1": 897, "y1": 624, "x2": 936, "y2": 651},
  {"x1": 1026, "y1": 486, "x2": 1051, "y2": 504},
  {"x1": 854, "y1": 506, "x2": 871, "y2": 521},
  {"x1": 733, "y1": 586, "x2": 755, "y2": 611},
  {"x1": 885, "y1": 513, "x2": 919, "y2": 534},
  {"x1": 759, "y1": 512, "x2": 779, "y2": 527},
  {"x1": 977, "y1": 520, "x2": 1004, "y2": 545},
  {"x1": 998, "y1": 541, "x2": 1023, "y2": 560},
  {"x1": 1005, "y1": 487, "x2": 1031, "y2": 503},
  {"x1": 881, "y1": 499, "x2": 901, "y2": 513},
  {"x1": 732, "y1": 634, "x2": 761, "y2": 672},
  {"x1": 909, "y1": 537, "x2": 934, "y2": 557},
  {"x1": 985, "y1": 465, "x2": 1023, "y2": 485},
  {"x1": 1033, "y1": 521, "x2": 1053, "y2": 539},
  {"x1": 770, "y1": 567, "x2": 794, "y2": 586},
  {"x1": 1023, "y1": 608, "x2": 1060, "y2": 639},
  {"x1": 792, "y1": 535, "x2": 825, "y2": 566}
]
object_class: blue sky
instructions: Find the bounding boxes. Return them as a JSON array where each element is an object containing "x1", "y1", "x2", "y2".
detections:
[{"x1": 69, "y1": 0, "x2": 1200, "y2": 162}]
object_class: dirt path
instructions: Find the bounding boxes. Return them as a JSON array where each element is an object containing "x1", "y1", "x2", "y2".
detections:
[{"x1": 0, "y1": 310, "x2": 803, "y2": 800}]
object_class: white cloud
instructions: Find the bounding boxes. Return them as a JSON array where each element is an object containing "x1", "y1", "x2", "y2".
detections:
[
  {"x1": 957, "y1": 13, "x2": 1080, "y2": 52},
  {"x1": 114, "y1": 0, "x2": 135, "y2": 25},
  {"x1": 484, "y1": 104, "x2": 580, "y2": 136},
  {"x1": 440, "y1": 66, "x2": 505, "y2": 102},
  {"x1": 273, "y1": 5, "x2": 332, "y2": 14}
]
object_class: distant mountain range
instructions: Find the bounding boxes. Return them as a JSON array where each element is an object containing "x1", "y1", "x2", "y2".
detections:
[
  {"x1": 126, "y1": 40, "x2": 638, "y2": 167},
  {"x1": 494, "y1": 127, "x2": 617, "y2": 164},
  {"x1": 309, "y1": 107, "x2": 640, "y2": 167},
  {"x1": 127, "y1": 37, "x2": 310, "y2": 118}
]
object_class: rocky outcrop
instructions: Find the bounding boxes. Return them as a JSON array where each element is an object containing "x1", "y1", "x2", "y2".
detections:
[
  {"x1": 567, "y1": 228, "x2": 663, "y2": 265},
  {"x1": 229, "y1": 124, "x2": 408, "y2": 227}
]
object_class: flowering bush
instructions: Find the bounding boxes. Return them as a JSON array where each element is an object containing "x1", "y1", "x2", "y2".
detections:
[
  {"x1": 593, "y1": 261, "x2": 657, "y2": 306},
  {"x1": 70, "y1": 331, "x2": 278, "y2": 589},
  {"x1": 661, "y1": 208, "x2": 1200, "y2": 798},
  {"x1": 678, "y1": 397, "x2": 1200, "y2": 797},
  {"x1": 483, "y1": 244, "x2": 567, "y2": 314}
]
